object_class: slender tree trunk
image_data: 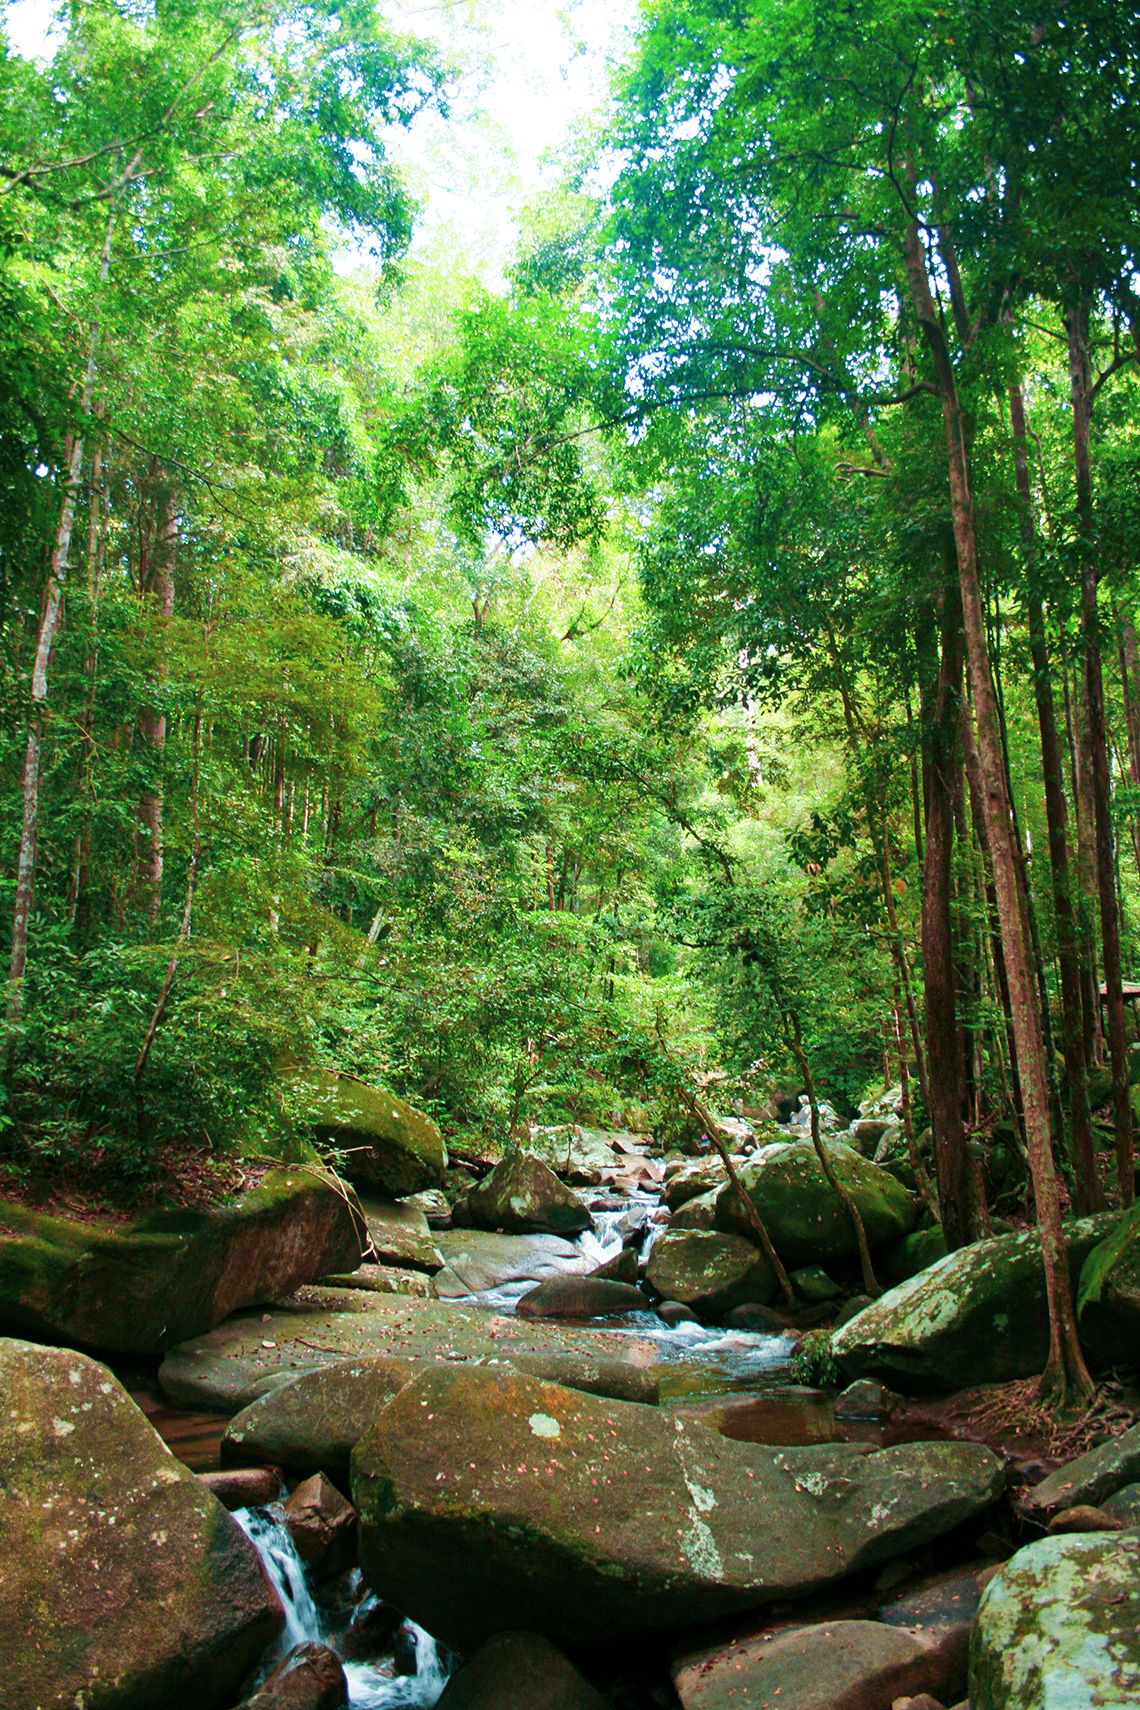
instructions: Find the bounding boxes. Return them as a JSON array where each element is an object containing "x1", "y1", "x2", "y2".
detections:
[
  {"x1": 1068, "y1": 299, "x2": 1134, "y2": 1205},
  {"x1": 1011, "y1": 379, "x2": 1101, "y2": 1212},
  {"x1": 680, "y1": 1088, "x2": 797, "y2": 1310},
  {"x1": 921, "y1": 571, "x2": 979, "y2": 1244},
  {"x1": 903, "y1": 218, "x2": 1093, "y2": 1400},
  {"x1": 135, "y1": 481, "x2": 177, "y2": 925},
  {"x1": 6, "y1": 217, "x2": 114, "y2": 1044}
]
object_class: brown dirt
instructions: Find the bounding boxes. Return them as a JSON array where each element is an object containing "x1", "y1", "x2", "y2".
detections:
[{"x1": 897, "y1": 1376, "x2": 1140, "y2": 1484}]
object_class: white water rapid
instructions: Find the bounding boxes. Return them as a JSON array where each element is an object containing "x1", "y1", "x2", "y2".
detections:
[{"x1": 234, "y1": 1505, "x2": 451, "y2": 1710}]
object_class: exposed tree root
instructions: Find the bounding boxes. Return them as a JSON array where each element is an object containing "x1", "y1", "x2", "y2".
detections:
[{"x1": 956, "y1": 1374, "x2": 1138, "y2": 1464}]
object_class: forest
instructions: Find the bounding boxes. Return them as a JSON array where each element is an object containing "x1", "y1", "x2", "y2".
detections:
[{"x1": 5, "y1": 2, "x2": 1140, "y2": 1379}]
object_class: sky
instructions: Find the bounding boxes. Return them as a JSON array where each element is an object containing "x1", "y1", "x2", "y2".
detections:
[{"x1": 1, "y1": 0, "x2": 637, "y2": 279}]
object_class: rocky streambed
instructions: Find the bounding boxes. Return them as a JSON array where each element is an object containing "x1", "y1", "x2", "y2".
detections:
[{"x1": 5, "y1": 1079, "x2": 1140, "y2": 1709}]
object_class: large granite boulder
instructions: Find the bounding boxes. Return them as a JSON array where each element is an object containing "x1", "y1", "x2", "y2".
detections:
[
  {"x1": 515, "y1": 1276, "x2": 647, "y2": 1318},
  {"x1": 1, "y1": 1337, "x2": 283, "y2": 1708},
  {"x1": 665, "y1": 1163, "x2": 725, "y2": 1212},
  {"x1": 351, "y1": 1364, "x2": 1003, "y2": 1649},
  {"x1": 299, "y1": 1071, "x2": 446, "y2": 1196},
  {"x1": 831, "y1": 1213, "x2": 1122, "y2": 1391},
  {"x1": 221, "y1": 1347, "x2": 660, "y2": 1482},
  {"x1": 716, "y1": 1141, "x2": 915, "y2": 1266},
  {"x1": 432, "y1": 1230, "x2": 588, "y2": 1297},
  {"x1": 159, "y1": 1291, "x2": 661, "y2": 1413},
  {"x1": 970, "y1": 1532, "x2": 1140, "y2": 1708},
  {"x1": 467, "y1": 1152, "x2": 593, "y2": 1237},
  {"x1": 669, "y1": 1188, "x2": 720, "y2": 1232},
  {"x1": 1077, "y1": 1206, "x2": 1140, "y2": 1364},
  {"x1": 0, "y1": 1166, "x2": 364, "y2": 1355},
  {"x1": 646, "y1": 1229, "x2": 776, "y2": 1318}
]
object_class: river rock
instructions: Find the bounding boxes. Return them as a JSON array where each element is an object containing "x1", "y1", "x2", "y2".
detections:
[
  {"x1": 1076, "y1": 1206, "x2": 1140, "y2": 1363},
  {"x1": 969, "y1": 1531, "x2": 1140, "y2": 1708},
  {"x1": 666, "y1": 1163, "x2": 725, "y2": 1211},
  {"x1": 467, "y1": 1152, "x2": 593, "y2": 1236},
  {"x1": 673, "y1": 1619, "x2": 961, "y2": 1710},
  {"x1": 355, "y1": 1193, "x2": 444, "y2": 1273},
  {"x1": 0, "y1": 1167, "x2": 364, "y2": 1355},
  {"x1": 2, "y1": 1337, "x2": 283, "y2": 1709},
  {"x1": 200, "y1": 1465, "x2": 284, "y2": 1508},
  {"x1": 1047, "y1": 1503, "x2": 1122, "y2": 1534},
  {"x1": 670, "y1": 1188, "x2": 720, "y2": 1231},
  {"x1": 283, "y1": 1471, "x2": 357, "y2": 1576},
  {"x1": 351, "y1": 1364, "x2": 1003, "y2": 1649},
  {"x1": 241, "y1": 1641, "x2": 348, "y2": 1709},
  {"x1": 432, "y1": 1229, "x2": 588, "y2": 1296},
  {"x1": 591, "y1": 1245, "x2": 639, "y2": 1283},
  {"x1": 646, "y1": 1229, "x2": 776, "y2": 1317},
  {"x1": 1021, "y1": 1421, "x2": 1140, "y2": 1519},
  {"x1": 1103, "y1": 1482, "x2": 1140, "y2": 1526},
  {"x1": 791, "y1": 1265, "x2": 844, "y2": 1302},
  {"x1": 883, "y1": 1227, "x2": 950, "y2": 1284},
  {"x1": 435, "y1": 1631, "x2": 610, "y2": 1710},
  {"x1": 515, "y1": 1275, "x2": 647, "y2": 1318},
  {"x1": 716, "y1": 1141, "x2": 915, "y2": 1266},
  {"x1": 299, "y1": 1070, "x2": 446, "y2": 1196},
  {"x1": 835, "y1": 1379, "x2": 897, "y2": 1420},
  {"x1": 321, "y1": 1262, "x2": 433, "y2": 1296},
  {"x1": 831, "y1": 1214, "x2": 1122, "y2": 1391}
]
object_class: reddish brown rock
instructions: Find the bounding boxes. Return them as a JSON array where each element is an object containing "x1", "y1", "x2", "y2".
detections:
[{"x1": 283, "y1": 1472, "x2": 357, "y2": 1575}]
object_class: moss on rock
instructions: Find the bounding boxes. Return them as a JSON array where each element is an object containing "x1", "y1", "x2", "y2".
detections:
[
  {"x1": 299, "y1": 1071, "x2": 447, "y2": 1197},
  {"x1": 715, "y1": 1140, "x2": 915, "y2": 1266}
]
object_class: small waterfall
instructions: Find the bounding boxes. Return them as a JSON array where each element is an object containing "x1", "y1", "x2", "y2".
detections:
[{"x1": 235, "y1": 1504, "x2": 451, "y2": 1709}]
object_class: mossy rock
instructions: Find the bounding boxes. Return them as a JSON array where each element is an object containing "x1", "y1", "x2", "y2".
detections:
[
  {"x1": 883, "y1": 1225, "x2": 950, "y2": 1284},
  {"x1": 467, "y1": 1151, "x2": 592, "y2": 1237},
  {"x1": 1077, "y1": 1205, "x2": 1140, "y2": 1364},
  {"x1": 832, "y1": 1212, "x2": 1124, "y2": 1392},
  {"x1": 0, "y1": 1166, "x2": 364, "y2": 1356},
  {"x1": 1, "y1": 1338, "x2": 283, "y2": 1707},
  {"x1": 716, "y1": 1139, "x2": 915, "y2": 1266},
  {"x1": 646, "y1": 1229, "x2": 776, "y2": 1317},
  {"x1": 298, "y1": 1070, "x2": 446, "y2": 1197}
]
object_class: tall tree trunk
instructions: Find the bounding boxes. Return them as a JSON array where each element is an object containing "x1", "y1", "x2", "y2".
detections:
[
  {"x1": 921, "y1": 569, "x2": 979, "y2": 1244},
  {"x1": 1011, "y1": 379, "x2": 1101, "y2": 1213},
  {"x1": 135, "y1": 480, "x2": 177, "y2": 924},
  {"x1": 1068, "y1": 300, "x2": 1134, "y2": 1206},
  {"x1": 903, "y1": 218, "x2": 1093, "y2": 1400},
  {"x1": 6, "y1": 215, "x2": 114, "y2": 1044}
]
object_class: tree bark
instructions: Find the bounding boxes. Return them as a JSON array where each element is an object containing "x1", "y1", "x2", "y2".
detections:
[
  {"x1": 1068, "y1": 299, "x2": 1134, "y2": 1206},
  {"x1": 135, "y1": 482, "x2": 177, "y2": 924},
  {"x1": 1010, "y1": 379, "x2": 1101, "y2": 1213},
  {"x1": 903, "y1": 216, "x2": 1093, "y2": 1400}
]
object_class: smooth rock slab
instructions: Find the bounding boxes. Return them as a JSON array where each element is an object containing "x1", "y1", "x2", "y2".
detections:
[
  {"x1": 673, "y1": 1619, "x2": 959, "y2": 1710},
  {"x1": 1, "y1": 1337, "x2": 283, "y2": 1710},
  {"x1": 160, "y1": 1292, "x2": 660, "y2": 1413},
  {"x1": 831, "y1": 1214, "x2": 1122, "y2": 1391},
  {"x1": 355, "y1": 1193, "x2": 444, "y2": 1274},
  {"x1": 0, "y1": 1166, "x2": 364, "y2": 1355},
  {"x1": 515, "y1": 1276, "x2": 647, "y2": 1318},
  {"x1": 351, "y1": 1365, "x2": 1003, "y2": 1650},
  {"x1": 970, "y1": 1532, "x2": 1140, "y2": 1709},
  {"x1": 433, "y1": 1230, "x2": 588, "y2": 1297}
]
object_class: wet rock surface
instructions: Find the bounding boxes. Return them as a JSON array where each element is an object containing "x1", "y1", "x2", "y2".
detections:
[
  {"x1": 239, "y1": 1640, "x2": 349, "y2": 1709},
  {"x1": 467, "y1": 1151, "x2": 594, "y2": 1236},
  {"x1": 351, "y1": 1363, "x2": 1003, "y2": 1650},
  {"x1": 970, "y1": 1531, "x2": 1140, "y2": 1709},
  {"x1": 515, "y1": 1274, "x2": 647, "y2": 1318},
  {"x1": 1, "y1": 1336, "x2": 283, "y2": 1709},
  {"x1": 646, "y1": 1229, "x2": 776, "y2": 1318}
]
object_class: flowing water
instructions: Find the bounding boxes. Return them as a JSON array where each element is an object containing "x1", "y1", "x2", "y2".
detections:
[{"x1": 234, "y1": 1506, "x2": 452, "y2": 1709}]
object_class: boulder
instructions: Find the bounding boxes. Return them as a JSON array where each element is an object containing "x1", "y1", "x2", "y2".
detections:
[
  {"x1": 791, "y1": 1265, "x2": 844, "y2": 1302},
  {"x1": 835, "y1": 1379, "x2": 897, "y2": 1421},
  {"x1": 240, "y1": 1641, "x2": 348, "y2": 1710},
  {"x1": 646, "y1": 1229, "x2": 776, "y2": 1317},
  {"x1": 673, "y1": 1619, "x2": 961, "y2": 1710},
  {"x1": 716, "y1": 1141, "x2": 915, "y2": 1267},
  {"x1": 432, "y1": 1230, "x2": 588, "y2": 1297},
  {"x1": 1077, "y1": 1205, "x2": 1140, "y2": 1363},
  {"x1": 200, "y1": 1466, "x2": 283, "y2": 1509},
  {"x1": 299, "y1": 1070, "x2": 446, "y2": 1197},
  {"x1": 161, "y1": 1291, "x2": 661, "y2": 1414},
  {"x1": 434, "y1": 1632, "x2": 610, "y2": 1710},
  {"x1": 351, "y1": 1365, "x2": 1003, "y2": 1649},
  {"x1": 0, "y1": 1167, "x2": 364, "y2": 1356},
  {"x1": 467, "y1": 1152, "x2": 593, "y2": 1237},
  {"x1": 1021, "y1": 1422, "x2": 1140, "y2": 1519},
  {"x1": 970, "y1": 1532, "x2": 1140, "y2": 1708},
  {"x1": 405, "y1": 1188, "x2": 452, "y2": 1228},
  {"x1": 883, "y1": 1227, "x2": 950, "y2": 1284},
  {"x1": 1103, "y1": 1482, "x2": 1140, "y2": 1526},
  {"x1": 355, "y1": 1193, "x2": 444, "y2": 1273},
  {"x1": 283, "y1": 1471, "x2": 357, "y2": 1576},
  {"x1": 590, "y1": 1245, "x2": 639, "y2": 1283},
  {"x1": 670, "y1": 1189, "x2": 721, "y2": 1231},
  {"x1": 1047, "y1": 1504, "x2": 1122, "y2": 1534},
  {"x1": 515, "y1": 1276, "x2": 647, "y2": 1318},
  {"x1": 659, "y1": 1300, "x2": 701, "y2": 1325},
  {"x1": 666, "y1": 1163, "x2": 724, "y2": 1212},
  {"x1": 831, "y1": 1214, "x2": 1122, "y2": 1391},
  {"x1": 320, "y1": 1263, "x2": 433, "y2": 1297},
  {"x1": 1, "y1": 1337, "x2": 283, "y2": 1709}
]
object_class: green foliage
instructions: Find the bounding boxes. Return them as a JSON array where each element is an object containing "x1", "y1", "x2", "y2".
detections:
[{"x1": 789, "y1": 1329, "x2": 840, "y2": 1390}]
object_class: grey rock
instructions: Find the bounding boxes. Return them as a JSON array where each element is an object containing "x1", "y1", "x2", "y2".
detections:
[
  {"x1": 355, "y1": 1193, "x2": 444, "y2": 1273},
  {"x1": 435, "y1": 1632, "x2": 609, "y2": 1710},
  {"x1": 673, "y1": 1619, "x2": 962, "y2": 1710},
  {"x1": 468, "y1": 1152, "x2": 593, "y2": 1237},
  {"x1": 1022, "y1": 1422, "x2": 1140, "y2": 1519},
  {"x1": 647, "y1": 1228, "x2": 776, "y2": 1317},
  {"x1": 515, "y1": 1275, "x2": 647, "y2": 1319},
  {"x1": 431, "y1": 1230, "x2": 587, "y2": 1296}
]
